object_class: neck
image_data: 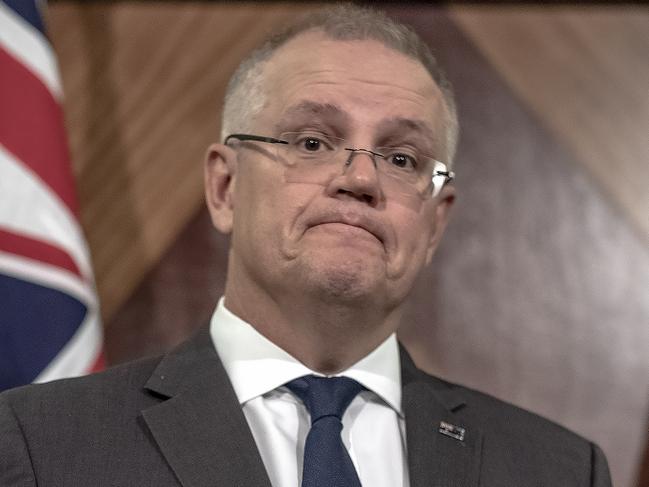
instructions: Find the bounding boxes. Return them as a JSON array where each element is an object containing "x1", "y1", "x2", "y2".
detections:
[{"x1": 223, "y1": 263, "x2": 402, "y2": 374}]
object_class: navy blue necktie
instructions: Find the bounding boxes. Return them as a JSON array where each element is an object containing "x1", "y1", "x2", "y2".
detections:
[{"x1": 286, "y1": 375, "x2": 365, "y2": 487}]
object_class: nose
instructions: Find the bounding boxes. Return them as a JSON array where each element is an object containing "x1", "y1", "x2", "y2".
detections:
[{"x1": 326, "y1": 149, "x2": 383, "y2": 206}]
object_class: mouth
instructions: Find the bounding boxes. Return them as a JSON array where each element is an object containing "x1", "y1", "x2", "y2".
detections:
[{"x1": 306, "y1": 212, "x2": 385, "y2": 246}]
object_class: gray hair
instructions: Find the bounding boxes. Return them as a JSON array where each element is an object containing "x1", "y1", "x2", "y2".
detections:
[{"x1": 221, "y1": 3, "x2": 459, "y2": 165}]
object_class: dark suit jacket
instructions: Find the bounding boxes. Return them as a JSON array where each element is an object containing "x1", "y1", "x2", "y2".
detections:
[{"x1": 0, "y1": 327, "x2": 611, "y2": 486}]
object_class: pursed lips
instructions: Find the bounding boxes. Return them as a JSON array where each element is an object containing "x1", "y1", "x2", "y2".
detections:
[{"x1": 305, "y1": 212, "x2": 386, "y2": 246}]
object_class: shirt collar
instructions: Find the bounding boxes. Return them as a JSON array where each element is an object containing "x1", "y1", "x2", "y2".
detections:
[{"x1": 209, "y1": 297, "x2": 403, "y2": 416}]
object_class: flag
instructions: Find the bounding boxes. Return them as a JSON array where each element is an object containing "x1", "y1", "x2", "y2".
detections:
[{"x1": 0, "y1": 0, "x2": 104, "y2": 392}]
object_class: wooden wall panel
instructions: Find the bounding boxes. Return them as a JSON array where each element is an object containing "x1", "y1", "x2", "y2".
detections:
[
  {"x1": 105, "y1": 209, "x2": 230, "y2": 363},
  {"x1": 47, "y1": 2, "x2": 321, "y2": 320},
  {"x1": 451, "y1": 6, "x2": 649, "y2": 246}
]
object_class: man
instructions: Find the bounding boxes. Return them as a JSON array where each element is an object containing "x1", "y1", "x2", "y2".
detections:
[{"x1": 0, "y1": 4, "x2": 612, "y2": 486}]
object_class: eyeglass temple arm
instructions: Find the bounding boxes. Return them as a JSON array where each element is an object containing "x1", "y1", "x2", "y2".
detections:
[
  {"x1": 224, "y1": 134, "x2": 289, "y2": 145},
  {"x1": 435, "y1": 169, "x2": 455, "y2": 182}
]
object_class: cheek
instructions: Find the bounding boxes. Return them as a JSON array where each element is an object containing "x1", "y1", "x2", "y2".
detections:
[
  {"x1": 398, "y1": 202, "x2": 435, "y2": 250},
  {"x1": 230, "y1": 170, "x2": 272, "y2": 249},
  {"x1": 231, "y1": 172, "x2": 309, "y2": 252},
  {"x1": 387, "y1": 209, "x2": 435, "y2": 277}
]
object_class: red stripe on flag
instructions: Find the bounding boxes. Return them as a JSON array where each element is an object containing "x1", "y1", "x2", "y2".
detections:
[
  {"x1": 0, "y1": 46, "x2": 79, "y2": 216},
  {"x1": 0, "y1": 227, "x2": 83, "y2": 278},
  {"x1": 89, "y1": 350, "x2": 106, "y2": 372}
]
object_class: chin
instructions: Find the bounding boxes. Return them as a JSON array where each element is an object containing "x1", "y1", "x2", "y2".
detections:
[{"x1": 299, "y1": 254, "x2": 385, "y2": 303}]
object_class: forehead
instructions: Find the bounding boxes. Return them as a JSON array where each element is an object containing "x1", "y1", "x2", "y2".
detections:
[{"x1": 257, "y1": 31, "x2": 447, "y2": 141}]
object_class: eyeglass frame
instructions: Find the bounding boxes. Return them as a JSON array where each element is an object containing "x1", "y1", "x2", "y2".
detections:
[{"x1": 224, "y1": 133, "x2": 455, "y2": 197}]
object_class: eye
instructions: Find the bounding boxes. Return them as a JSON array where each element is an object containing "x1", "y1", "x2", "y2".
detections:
[
  {"x1": 302, "y1": 137, "x2": 323, "y2": 152},
  {"x1": 290, "y1": 132, "x2": 336, "y2": 154},
  {"x1": 386, "y1": 152, "x2": 417, "y2": 171}
]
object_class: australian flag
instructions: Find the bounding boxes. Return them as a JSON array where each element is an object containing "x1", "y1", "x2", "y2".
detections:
[{"x1": 0, "y1": 0, "x2": 104, "y2": 391}]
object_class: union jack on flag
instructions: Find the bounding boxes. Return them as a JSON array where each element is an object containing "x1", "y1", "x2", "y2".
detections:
[{"x1": 0, "y1": 0, "x2": 104, "y2": 392}]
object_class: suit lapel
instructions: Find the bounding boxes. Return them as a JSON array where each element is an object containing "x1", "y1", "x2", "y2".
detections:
[
  {"x1": 401, "y1": 348, "x2": 483, "y2": 487},
  {"x1": 139, "y1": 330, "x2": 482, "y2": 487},
  {"x1": 141, "y1": 328, "x2": 272, "y2": 487}
]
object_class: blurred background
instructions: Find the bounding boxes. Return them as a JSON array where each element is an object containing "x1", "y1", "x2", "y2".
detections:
[{"x1": 42, "y1": 2, "x2": 649, "y2": 486}]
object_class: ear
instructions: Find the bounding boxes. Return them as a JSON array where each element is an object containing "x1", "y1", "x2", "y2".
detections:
[
  {"x1": 204, "y1": 143, "x2": 238, "y2": 234},
  {"x1": 424, "y1": 184, "x2": 456, "y2": 265}
]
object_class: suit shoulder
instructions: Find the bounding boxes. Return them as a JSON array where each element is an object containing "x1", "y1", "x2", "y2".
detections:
[
  {"x1": 419, "y1": 369, "x2": 594, "y2": 447},
  {"x1": 0, "y1": 352, "x2": 190, "y2": 486},
  {"x1": 1, "y1": 353, "x2": 164, "y2": 413},
  {"x1": 413, "y1": 370, "x2": 611, "y2": 484}
]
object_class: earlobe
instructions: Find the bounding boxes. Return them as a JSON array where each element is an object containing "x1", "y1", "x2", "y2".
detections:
[
  {"x1": 204, "y1": 143, "x2": 237, "y2": 234},
  {"x1": 424, "y1": 185, "x2": 456, "y2": 265}
]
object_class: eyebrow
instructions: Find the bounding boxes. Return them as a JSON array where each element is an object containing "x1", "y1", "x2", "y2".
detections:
[
  {"x1": 275, "y1": 101, "x2": 351, "y2": 132},
  {"x1": 275, "y1": 102, "x2": 439, "y2": 150},
  {"x1": 376, "y1": 117, "x2": 435, "y2": 140},
  {"x1": 375, "y1": 117, "x2": 439, "y2": 153}
]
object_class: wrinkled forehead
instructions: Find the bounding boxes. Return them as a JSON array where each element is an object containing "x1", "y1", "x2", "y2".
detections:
[{"x1": 257, "y1": 31, "x2": 448, "y2": 145}]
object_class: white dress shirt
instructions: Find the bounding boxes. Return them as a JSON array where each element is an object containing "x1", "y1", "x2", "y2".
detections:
[{"x1": 209, "y1": 297, "x2": 409, "y2": 487}]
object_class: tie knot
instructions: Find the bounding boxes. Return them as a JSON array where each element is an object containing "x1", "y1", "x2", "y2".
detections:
[{"x1": 286, "y1": 375, "x2": 364, "y2": 423}]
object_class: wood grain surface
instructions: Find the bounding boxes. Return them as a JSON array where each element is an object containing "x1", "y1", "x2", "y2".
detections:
[{"x1": 451, "y1": 6, "x2": 649, "y2": 246}]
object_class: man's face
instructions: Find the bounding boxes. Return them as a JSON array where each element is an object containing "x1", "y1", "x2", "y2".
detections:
[{"x1": 208, "y1": 30, "x2": 454, "y2": 312}]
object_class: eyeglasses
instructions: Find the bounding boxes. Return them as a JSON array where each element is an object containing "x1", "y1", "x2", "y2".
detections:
[{"x1": 224, "y1": 131, "x2": 455, "y2": 199}]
